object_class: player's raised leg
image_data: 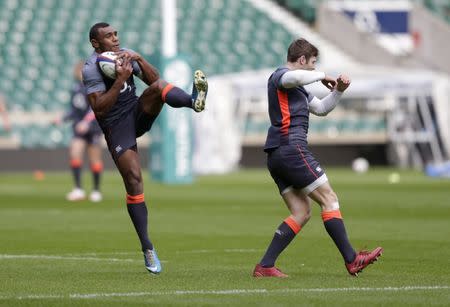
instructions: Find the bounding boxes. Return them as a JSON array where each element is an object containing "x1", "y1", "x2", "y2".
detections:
[
  {"x1": 159, "y1": 71, "x2": 208, "y2": 112},
  {"x1": 138, "y1": 70, "x2": 208, "y2": 115}
]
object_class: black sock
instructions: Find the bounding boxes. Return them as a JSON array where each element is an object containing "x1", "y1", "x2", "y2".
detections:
[
  {"x1": 163, "y1": 85, "x2": 193, "y2": 109},
  {"x1": 71, "y1": 166, "x2": 81, "y2": 188},
  {"x1": 322, "y1": 210, "x2": 356, "y2": 263},
  {"x1": 92, "y1": 171, "x2": 100, "y2": 191},
  {"x1": 126, "y1": 196, "x2": 153, "y2": 251},
  {"x1": 91, "y1": 163, "x2": 102, "y2": 191},
  {"x1": 260, "y1": 218, "x2": 300, "y2": 267}
]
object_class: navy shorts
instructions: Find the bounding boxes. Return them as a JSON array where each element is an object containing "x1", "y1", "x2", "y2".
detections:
[
  {"x1": 102, "y1": 103, "x2": 158, "y2": 161},
  {"x1": 73, "y1": 126, "x2": 103, "y2": 146},
  {"x1": 267, "y1": 144, "x2": 327, "y2": 195}
]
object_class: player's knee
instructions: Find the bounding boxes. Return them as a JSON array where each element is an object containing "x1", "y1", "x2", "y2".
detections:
[
  {"x1": 292, "y1": 207, "x2": 312, "y2": 226},
  {"x1": 322, "y1": 191, "x2": 339, "y2": 211},
  {"x1": 123, "y1": 168, "x2": 142, "y2": 189},
  {"x1": 140, "y1": 80, "x2": 164, "y2": 99},
  {"x1": 142, "y1": 83, "x2": 158, "y2": 98},
  {"x1": 301, "y1": 208, "x2": 312, "y2": 225},
  {"x1": 139, "y1": 82, "x2": 165, "y2": 115},
  {"x1": 328, "y1": 190, "x2": 338, "y2": 203},
  {"x1": 147, "y1": 79, "x2": 167, "y2": 93},
  {"x1": 319, "y1": 190, "x2": 339, "y2": 211}
]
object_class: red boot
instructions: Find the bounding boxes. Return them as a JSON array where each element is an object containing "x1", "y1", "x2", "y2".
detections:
[
  {"x1": 345, "y1": 247, "x2": 383, "y2": 276},
  {"x1": 253, "y1": 264, "x2": 288, "y2": 278}
]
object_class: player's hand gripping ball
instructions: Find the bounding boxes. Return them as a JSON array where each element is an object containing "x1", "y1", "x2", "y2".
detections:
[{"x1": 96, "y1": 52, "x2": 121, "y2": 79}]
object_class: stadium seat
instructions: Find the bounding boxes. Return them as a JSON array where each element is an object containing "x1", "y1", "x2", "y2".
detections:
[{"x1": 275, "y1": 0, "x2": 323, "y2": 24}]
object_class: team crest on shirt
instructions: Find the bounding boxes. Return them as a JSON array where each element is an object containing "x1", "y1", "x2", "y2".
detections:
[{"x1": 120, "y1": 81, "x2": 132, "y2": 93}]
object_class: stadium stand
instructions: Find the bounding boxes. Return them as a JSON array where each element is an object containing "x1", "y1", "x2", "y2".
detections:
[
  {"x1": 0, "y1": 0, "x2": 296, "y2": 148},
  {"x1": 274, "y1": 0, "x2": 323, "y2": 24},
  {"x1": 0, "y1": 0, "x2": 447, "y2": 172},
  {"x1": 0, "y1": 0, "x2": 424, "y2": 149}
]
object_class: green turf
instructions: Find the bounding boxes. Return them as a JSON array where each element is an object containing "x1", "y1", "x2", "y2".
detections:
[{"x1": 0, "y1": 168, "x2": 449, "y2": 306}]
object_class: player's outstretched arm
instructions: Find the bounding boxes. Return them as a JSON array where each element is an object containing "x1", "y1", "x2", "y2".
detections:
[
  {"x1": 115, "y1": 50, "x2": 159, "y2": 85},
  {"x1": 281, "y1": 70, "x2": 336, "y2": 89},
  {"x1": 308, "y1": 74, "x2": 351, "y2": 116}
]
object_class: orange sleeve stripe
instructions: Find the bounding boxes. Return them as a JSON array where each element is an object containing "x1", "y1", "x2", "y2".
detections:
[
  {"x1": 161, "y1": 83, "x2": 175, "y2": 102},
  {"x1": 284, "y1": 216, "x2": 302, "y2": 234},
  {"x1": 126, "y1": 193, "x2": 145, "y2": 204},
  {"x1": 277, "y1": 89, "x2": 291, "y2": 135},
  {"x1": 70, "y1": 159, "x2": 82, "y2": 168},
  {"x1": 90, "y1": 162, "x2": 103, "y2": 173},
  {"x1": 321, "y1": 210, "x2": 343, "y2": 222}
]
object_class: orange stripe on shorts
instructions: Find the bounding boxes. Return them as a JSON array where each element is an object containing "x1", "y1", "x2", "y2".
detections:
[
  {"x1": 126, "y1": 193, "x2": 145, "y2": 204},
  {"x1": 284, "y1": 216, "x2": 302, "y2": 234},
  {"x1": 321, "y1": 210, "x2": 342, "y2": 222},
  {"x1": 161, "y1": 83, "x2": 174, "y2": 102}
]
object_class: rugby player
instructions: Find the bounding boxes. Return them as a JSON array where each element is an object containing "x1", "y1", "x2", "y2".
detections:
[
  {"x1": 253, "y1": 38, "x2": 382, "y2": 278},
  {"x1": 82, "y1": 22, "x2": 208, "y2": 274}
]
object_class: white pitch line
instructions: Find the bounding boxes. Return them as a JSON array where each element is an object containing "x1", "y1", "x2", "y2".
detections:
[
  {"x1": 224, "y1": 249, "x2": 263, "y2": 253},
  {"x1": 0, "y1": 254, "x2": 139, "y2": 263},
  {"x1": 65, "y1": 252, "x2": 138, "y2": 256},
  {"x1": 1, "y1": 286, "x2": 448, "y2": 300},
  {"x1": 0, "y1": 249, "x2": 260, "y2": 261},
  {"x1": 7, "y1": 249, "x2": 263, "y2": 258},
  {"x1": 176, "y1": 249, "x2": 263, "y2": 254}
]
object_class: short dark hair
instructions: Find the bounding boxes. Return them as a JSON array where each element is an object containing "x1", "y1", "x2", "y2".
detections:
[
  {"x1": 89, "y1": 22, "x2": 110, "y2": 41},
  {"x1": 287, "y1": 38, "x2": 319, "y2": 62}
]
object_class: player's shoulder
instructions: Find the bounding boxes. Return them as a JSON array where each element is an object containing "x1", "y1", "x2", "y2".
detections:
[
  {"x1": 275, "y1": 66, "x2": 289, "y2": 75},
  {"x1": 268, "y1": 67, "x2": 289, "y2": 85},
  {"x1": 270, "y1": 66, "x2": 288, "y2": 77},
  {"x1": 83, "y1": 53, "x2": 98, "y2": 71},
  {"x1": 82, "y1": 53, "x2": 103, "y2": 81}
]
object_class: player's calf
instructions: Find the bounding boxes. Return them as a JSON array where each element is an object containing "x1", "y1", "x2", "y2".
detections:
[{"x1": 157, "y1": 71, "x2": 208, "y2": 113}]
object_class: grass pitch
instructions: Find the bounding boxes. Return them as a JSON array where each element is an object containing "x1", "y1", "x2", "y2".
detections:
[{"x1": 0, "y1": 168, "x2": 449, "y2": 306}]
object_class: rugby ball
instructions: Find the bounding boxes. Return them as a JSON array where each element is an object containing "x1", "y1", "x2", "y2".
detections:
[{"x1": 97, "y1": 51, "x2": 117, "y2": 79}]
